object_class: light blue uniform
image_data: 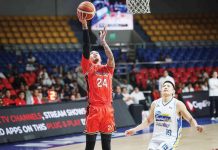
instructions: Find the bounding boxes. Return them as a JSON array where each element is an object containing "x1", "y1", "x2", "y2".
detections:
[{"x1": 148, "y1": 98, "x2": 182, "y2": 150}]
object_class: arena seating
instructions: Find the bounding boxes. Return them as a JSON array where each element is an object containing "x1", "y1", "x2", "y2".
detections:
[
  {"x1": 135, "y1": 66, "x2": 218, "y2": 90},
  {"x1": 0, "y1": 49, "x2": 122, "y2": 73},
  {"x1": 0, "y1": 16, "x2": 78, "y2": 44},
  {"x1": 135, "y1": 13, "x2": 218, "y2": 42},
  {"x1": 136, "y1": 46, "x2": 218, "y2": 63}
]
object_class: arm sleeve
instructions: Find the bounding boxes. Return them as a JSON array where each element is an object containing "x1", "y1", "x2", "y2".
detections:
[
  {"x1": 81, "y1": 29, "x2": 92, "y2": 75},
  {"x1": 83, "y1": 29, "x2": 90, "y2": 59}
]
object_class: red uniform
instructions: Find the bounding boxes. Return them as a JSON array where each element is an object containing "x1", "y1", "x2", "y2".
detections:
[{"x1": 81, "y1": 55, "x2": 115, "y2": 134}]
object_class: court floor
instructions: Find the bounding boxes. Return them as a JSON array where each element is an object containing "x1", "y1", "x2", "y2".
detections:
[
  {"x1": 50, "y1": 124, "x2": 218, "y2": 150},
  {"x1": 0, "y1": 118, "x2": 218, "y2": 150}
]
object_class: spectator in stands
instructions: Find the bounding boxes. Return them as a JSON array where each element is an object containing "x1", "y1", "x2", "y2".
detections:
[
  {"x1": 74, "y1": 89, "x2": 81, "y2": 100},
  {"x1": 146, "y1": 76, "x2": 153, "y2": 91},
  {"x1": 54, "y1": 84, "x2": 63, "y2": 97},
  {"x1": 63, "y1": 71, "x2": 74, "y2": 84},
  {"x1": 182, "y1": 83, "x2": 194, "y2": 93},
  {"x1": 122, "y1": 87, "x2": 134, "y2": 106},
  {"x1": 2, "y1": 89, "x2": 15, "y2": 106},
  {"x1": 147, "y1": 78, "x2": 158, "y2": 91},
  {"x1": 41, "y1": 85, "x2": 48, "y2": 98},
  {"x1": 201, "y1": 81, "x2": 209, "y2": 91},
  {"x1": 158, "y1": 70, "x2": 175, "y2": 91},
  {"x1": 114, "y1": 86, "x2": 123, "y2": 100},
  {"x1": 176, "y1": 82, "x2": 184, "y2": 95},
  {"x1": 26, "y1": 52, "x2": 36, "y2": 72},
  {"x1": 63, "y1": 84, "x2": 71, "y2": 99},
  {"x1": 120, "y1": 79, "x2": 133, "y2": 93},
  {"x1": 41, "y1": 73, "x2": 52, "y2": 87},
  {"x1": 51, "y1": 66, "x2": 60, "y2": 78},
  {"x1": 208, "y1": 71, "x2": 218, "y2": 120},
  {"x1": 69, "y1": 80, "x2": 79, "y2": 92},
  {"x1": 152, "y1": 86, "x2": 160, "y2": 100},
  {"x1": 25, "y1": 85, "x2": 33, "y2": 105},
  {"x1": 130, "y1": 87, "x2": 145, "y2": 104},
  {"x1": 69, "y1": 89, "x2": 81, "y2": 101},
  {"x1": 17, "y1": 84, "x2": 26, "y2": 93},
  {"x1": 50, "y1": 75, "x2": 57, "y2": 85},
  {"x1": 202, "y1": 71, "x2": 209, "y2": 81},
  {"x1": 70, "y1": 94, "x2": 76, "y2": 101},
  {"x1": 129, "y1": 63, "x2": 140, "y2": 87},
  {"x1": 12, "y1": 74, "x2": 26, "y2": 90},
  {"x1": 194, "y1": 82, "x2": 202, "y2": 91},
  {"x1": 38, "y1": 67, "x2": 49, "y2": 80},
  {"x1": 15, "y1": 91, "x2": 26, "y2": 106},
  {"x1": 32, "y1": 88, "x2": 43, "y2": 105},
  {"x1": 165, "y1": 54, "x2": 172, "y2": 62}
]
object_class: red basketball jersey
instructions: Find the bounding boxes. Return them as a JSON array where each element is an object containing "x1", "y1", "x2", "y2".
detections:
[{"x1": 81, "y1": 56, "x2": 114, "y2": 105}]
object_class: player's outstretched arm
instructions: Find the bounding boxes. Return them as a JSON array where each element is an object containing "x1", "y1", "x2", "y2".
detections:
[
  {"x1": 125, "y1": 101, "x2": 155, "y2": 136},
  {"x1": 78, "y1": 18, "x2": 90, "y2": 59},
  {"x1": 99, "y1": 27, "x2": 115, "y2": 68},
  {"x1": 177, "y1": 101, "x2": 203, "y2": 133}
]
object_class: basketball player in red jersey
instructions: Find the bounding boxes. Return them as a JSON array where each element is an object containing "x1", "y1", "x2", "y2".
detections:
[{"x1": 79, "y1": 19, "x2": 115, "y2": 150}]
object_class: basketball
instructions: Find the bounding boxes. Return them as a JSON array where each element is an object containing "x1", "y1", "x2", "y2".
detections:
[{"x1": 77, "y1": 1, "x2": 96, "y2": 20}]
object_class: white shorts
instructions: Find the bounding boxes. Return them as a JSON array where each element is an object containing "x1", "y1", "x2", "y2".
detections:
[{"x1": 148, "y1": 140, "x2": 174, "y2": 150}]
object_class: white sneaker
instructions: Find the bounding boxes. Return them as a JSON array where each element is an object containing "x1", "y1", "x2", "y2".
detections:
[{"x1": 211, "y1": 117, "x2": 216, "y2": 121}]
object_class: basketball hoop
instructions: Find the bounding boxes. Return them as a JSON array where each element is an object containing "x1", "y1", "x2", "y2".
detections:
[{"x1": 126, "y1": 0, "x2": 151, "y2": 14}]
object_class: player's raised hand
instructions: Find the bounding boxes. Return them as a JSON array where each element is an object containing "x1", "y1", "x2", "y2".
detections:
[
  {"x1": 99, "y1": 26, "x2": 107, "y2": 44},
  {"x1": 78, "y1": 18, "x2": 87, "y2": 25},
  {"x1": 79, "y1": 18, "x2": 87, "y2": 24},
  {"x1": 125, "y1": 128, "x2": 136, "y2": 136},
  {"x1": 77, "y1": 12, "x2": 87, "y2": 27},
  {"x1": 196, "y1": 125, "x2": 203, "y2": 133}
]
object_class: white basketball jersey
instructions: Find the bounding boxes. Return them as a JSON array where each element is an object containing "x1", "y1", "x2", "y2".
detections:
[{"x1": 152, "y1": 98, "x2": 182, "y2": 145}]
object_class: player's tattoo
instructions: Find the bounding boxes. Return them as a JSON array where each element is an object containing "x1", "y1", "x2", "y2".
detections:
[{"x1": 102, "y1": 42, "x2": 115, "y2": 67}]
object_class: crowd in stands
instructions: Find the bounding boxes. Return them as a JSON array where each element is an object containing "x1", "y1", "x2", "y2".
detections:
[
  {"x1": 1, "y1": 52, "x2": 217, "y2": 108},
  {"x1": 113, "y1": 67, "x2": 217, "y2": 108},
  {"x1": 0, "y1": 52, "x2": 83, "y2": 107}
]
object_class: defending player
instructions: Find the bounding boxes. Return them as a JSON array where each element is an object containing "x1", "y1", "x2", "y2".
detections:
[
  {"x1": 125, "y1": 81, "x2": 203, "y2": 150},
  {"x1": 79, "y1": 18, "x2": 115, "y2": 150}
]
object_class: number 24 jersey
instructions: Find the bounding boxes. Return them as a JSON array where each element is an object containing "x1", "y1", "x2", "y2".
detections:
[{"x1": 81, "y1": 56, "x2": 114, "y2": 105}]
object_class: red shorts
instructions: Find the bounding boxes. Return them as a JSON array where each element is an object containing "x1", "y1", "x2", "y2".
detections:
[{"x1": 85, "y1": 104, "x2": 115, "y2": 134}]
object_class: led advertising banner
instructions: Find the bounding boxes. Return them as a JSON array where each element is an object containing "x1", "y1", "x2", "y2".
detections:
[
  {"x1": 181, "y1": 91, "x2": 210, "y2": 118},
  {"x1": 91, "y1": 0, "x2": 133, "y2": 30},
  {"x1": 0, "y1": 99, "x2": 135, "y2": 143}
]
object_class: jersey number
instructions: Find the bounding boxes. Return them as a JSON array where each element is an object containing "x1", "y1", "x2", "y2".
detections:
[
  {"x1": 166, "y1": 129, "x2": 172, "y2": 136},
  {"x1": 97, "y1": 78, "x2": 108, "y2": 88}
]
